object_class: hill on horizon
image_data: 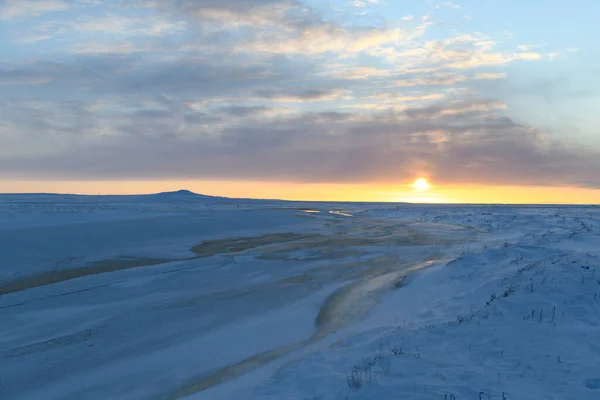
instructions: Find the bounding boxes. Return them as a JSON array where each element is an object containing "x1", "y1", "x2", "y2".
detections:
[{"x1": 0, "y1": 189, "x2": 235, "y2": 203}]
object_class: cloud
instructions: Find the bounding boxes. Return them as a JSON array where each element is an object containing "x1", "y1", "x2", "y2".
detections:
[
  {"x1": 442, "y1": 2, "x2": 461, "y2": 9},
  {"x1": 68, "y1": 15, "x2": 187, "y2": 36},
  {"x1": 475, "y1": 72, "x2": 507, "y2": 80},
  {"x1": 14, "y1": 34, "x2": 54, "y2": 43},
  {"x1": 253, "y1": 88, "x2": 353, "y2": 102},
  {"x1": 145, "y1": 0, "x2": 305, "y2": 28},
  {"x1": 349, "y1": 0, "x2": 366, "y2": 8},
  {"x1": 0, "y1": 0, "x2": 70, "y2": 20},
  {"x1": 0, "y1": 63, "x2": 58, "y2": 86},
  {"x1": 365, "y1": 92, "x2": 446, "y2": 104},
  {"x1": 364, "y1": 33, "x2": 547, "y2": 74},
  {"x1": 0, "y1": 76, "x2": 53, "y2": 85},
  {"x1": 335, "y1": 66, "x2": 393, "y2": 80},
  {"x1": 395, "y1": 73, "x2": 467, "y2": 87},
  {"x1": 0, "y1": 0, "x2": 593, "y2": 190},
  {"x1": 2, "y1": 96, "x2": 600, "y2": 188},
  {"x1": 517, "y1": 44, "x2": 546, "y2": 51},
  {"x1": 141, "y1": 0, "x2": 426, "y2": 56},
  {"x1": 0, "y1": 54, "x2": 325, "y2": 101},
  {"x1": 234, "y1": 25, "x2": 424, "y2": 55}
]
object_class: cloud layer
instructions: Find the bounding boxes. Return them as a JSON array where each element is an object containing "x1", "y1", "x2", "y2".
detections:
[{"x1": 0, "y1": 0, "x2": 596, "y2": 187}]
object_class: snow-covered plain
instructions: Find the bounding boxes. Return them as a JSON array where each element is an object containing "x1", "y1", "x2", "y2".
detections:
[{"x1": 1, "y1": 192, "x2": 599, "y2": 399}]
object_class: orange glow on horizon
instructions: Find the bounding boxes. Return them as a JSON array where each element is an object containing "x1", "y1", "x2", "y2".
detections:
[{"x1": 1, "y1": 179, "x2": 600, "y2": 205}]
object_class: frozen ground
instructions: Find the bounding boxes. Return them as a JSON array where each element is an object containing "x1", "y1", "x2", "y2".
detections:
[{"x1": 1, "y1": 192, "x2": 599, "y2": 399}]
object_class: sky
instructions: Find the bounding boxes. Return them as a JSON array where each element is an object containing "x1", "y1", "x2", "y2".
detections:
[{"x1": 0, "y1": 0, "x2": 599, "y2": 203}]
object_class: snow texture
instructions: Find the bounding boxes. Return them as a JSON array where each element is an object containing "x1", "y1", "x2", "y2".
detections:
[{"x1": 1, "y1": 193, "x2": 599, "y2": 399}]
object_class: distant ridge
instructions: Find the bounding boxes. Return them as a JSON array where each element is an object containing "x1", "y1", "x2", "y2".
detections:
[
  {"x1": 154, "y1": 189, "x2": 202, "y2": 196},
  {"x1": 0, "y1": 190, "x2": 235, "y2": 203},
  {"x1": 148, "y1": 189, "x2": 227, "y2": 201}
]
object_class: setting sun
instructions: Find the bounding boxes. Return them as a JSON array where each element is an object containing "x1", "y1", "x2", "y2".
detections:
[{"x1": 412, "y1": 178, "x2": 431, "y2": 191}]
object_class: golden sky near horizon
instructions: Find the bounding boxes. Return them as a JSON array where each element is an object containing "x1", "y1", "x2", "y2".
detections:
[{"x1": 2, "y1": 179, "x2": 600, "y2": 205}]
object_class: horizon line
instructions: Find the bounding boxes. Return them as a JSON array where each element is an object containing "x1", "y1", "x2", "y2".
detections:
[{"x1": 1, "y1": 190, "x2": 598, "y2": 207}]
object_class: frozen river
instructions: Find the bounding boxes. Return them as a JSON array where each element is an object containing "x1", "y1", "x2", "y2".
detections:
[{"x1": 2, "y1": 194, "x2": 599, "y2": 399}]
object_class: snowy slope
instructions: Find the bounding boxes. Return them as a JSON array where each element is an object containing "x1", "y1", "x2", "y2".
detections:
[
  {"x1": 239, "y1": 206, "x2": 600, "y2": 400},
  {"x1": 1, "y1": 198, "x2": 599, "y2": 399}
]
